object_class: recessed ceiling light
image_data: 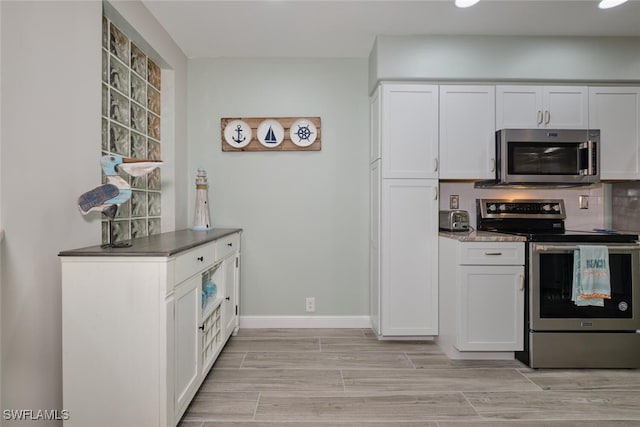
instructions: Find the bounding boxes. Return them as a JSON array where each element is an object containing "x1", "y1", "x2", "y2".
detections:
[
  {"x1": 455, "y1": 0, "x2": 481, "y2": 8},
  {"x1": 598, "y1": 0, "x2": 628, "y2": 9}
]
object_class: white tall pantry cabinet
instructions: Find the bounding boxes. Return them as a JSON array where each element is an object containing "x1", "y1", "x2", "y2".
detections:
[{"x1": 370, "y1": 83, "x2": 439, "y2": 337}]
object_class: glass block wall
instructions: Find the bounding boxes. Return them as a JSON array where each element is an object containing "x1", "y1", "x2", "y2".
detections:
[{"x1": 101, "y1": 16, "x2": 162, "y2": 244}]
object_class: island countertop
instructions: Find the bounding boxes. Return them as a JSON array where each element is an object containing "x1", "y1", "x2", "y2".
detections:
[{"x1": 59, "y1": 228, "x2": 242, "y2": 257}]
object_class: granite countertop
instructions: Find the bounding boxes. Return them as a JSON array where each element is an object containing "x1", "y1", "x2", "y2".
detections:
[
  {"x1": 439, "y1": 230, "x2": 526, "y2": 242},
  {"x1": 59, "y1": 228, "x2": 242, "y2": 257}
]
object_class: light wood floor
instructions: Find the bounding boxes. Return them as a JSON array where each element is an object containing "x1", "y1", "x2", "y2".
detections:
[{"x1": 178, "y1": 328, "x2": 640, "y2": 426}]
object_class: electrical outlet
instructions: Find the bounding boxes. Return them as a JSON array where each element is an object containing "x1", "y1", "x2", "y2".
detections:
[
  {"x1": 579, "y1": 195, "x2": 589, "y2": 209},
  {"x1": 306, "y1": 297, "x2": 315, "y2": 313},
  {"x1": 450, "y1": 195, "x2": 460, "y2": 210}
]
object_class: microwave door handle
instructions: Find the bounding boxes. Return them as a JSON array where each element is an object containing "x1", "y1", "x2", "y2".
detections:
[
  {"x1": 589, "y1": 140, "x2": 596, "y2": 175},
  {"x1": 578, "y1": 141, "x2": 594, "y2": 176}
]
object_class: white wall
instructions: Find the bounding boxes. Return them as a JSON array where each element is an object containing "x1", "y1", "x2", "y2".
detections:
[
  {"x1": 369, "y1": 35, "x2": 640, "y2": 93},
  {"x1": 0, "y1": 1, "x2": 187, "y2": 424},
  {"x1": 188, "y1": 58, "x2": 370, "y2": 324}
]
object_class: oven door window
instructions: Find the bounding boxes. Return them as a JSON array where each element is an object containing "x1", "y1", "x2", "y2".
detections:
[
  {"x1": 538, "y1": 252, "x2": 633, "y2": 318},
  {"x1": 508, "y1": 142, "x2": 579, "y2": 175}
]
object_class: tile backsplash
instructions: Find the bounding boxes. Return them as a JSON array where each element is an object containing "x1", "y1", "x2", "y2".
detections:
[
  {"x1": 612, "y1": 181, "x2": 640, "y2": 232},
  {"x1": 439, "y1": 182, "x2": 605, "y2": 231}
]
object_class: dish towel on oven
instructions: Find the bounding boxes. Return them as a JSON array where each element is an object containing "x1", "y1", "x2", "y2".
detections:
[{"x1": 571, "y1": 245, "x2": 610, "y2": 307}]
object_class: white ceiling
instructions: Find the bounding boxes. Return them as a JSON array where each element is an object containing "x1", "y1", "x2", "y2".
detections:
[{"x1": 141, "y1": 0, "x2": 640, "y2": 58}]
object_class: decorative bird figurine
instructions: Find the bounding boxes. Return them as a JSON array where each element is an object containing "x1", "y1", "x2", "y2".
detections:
[{"x1": 78, "y1": 154, "x2": 162, "y2": 248}]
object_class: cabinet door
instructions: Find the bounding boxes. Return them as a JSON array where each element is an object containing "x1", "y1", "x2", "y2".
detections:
[
  {"x1": 496, "y1": 85, "x2": 544, "y2": 129},
  {"x1": 543, "y1": 86, "x2": 589, "y2": 129},
  {"x1": 222, "y1": 254, "x2": 239, "y2": 338},
  {"x1": 589, "y1": 87, "x2": 640, "y2": 180},
  {"x1": 369, "y1": 161, "x2": 381, "y2": 334},
  {"x1": 496, "y1": 85, "x2": 588, "y2": 129},
  {"x1": 439, "y1": 85, "x2": 496, "y2": 179},
  {"x1": 381, "y1": 179, "x2": 438, "y2": 336},
  {"x1": 456, "y1": 265, "x2": 524, "y2": 351},
  {"x1": 381, "y1": 84, "x2": 439, "y2": 179},
  {"x1": 174, "y1": 275, "x2": 201, "y2": 415}
]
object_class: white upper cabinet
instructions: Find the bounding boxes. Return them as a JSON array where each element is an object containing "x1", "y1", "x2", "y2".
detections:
[
  {"x1": 439, "y1": 85, "x2": 496, "y2": 180},
  {"x1": 496, "y1": 85, "x2": 589, "y2": 129},
  {"x1": 544, "y1": 86, "x2": 589, "y2": 128},
  {"x1": 496, "y1": 85, "x2": 543, "y2": 128},
  {"x1": 380, "y1": 84, "x2": 439, "y2": 179},
  {"x1": 589, "y1": 87, "x2": 640, "y2": 180}
]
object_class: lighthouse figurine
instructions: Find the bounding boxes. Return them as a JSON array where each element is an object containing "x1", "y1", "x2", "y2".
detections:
[{"x1": 192, "y1": 168, "x2": 212, "y2": 231}]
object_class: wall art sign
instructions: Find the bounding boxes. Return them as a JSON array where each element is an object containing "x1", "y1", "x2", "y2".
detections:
[{"x1": 221, "y1": 117, "x2": 321, "y2": 151}]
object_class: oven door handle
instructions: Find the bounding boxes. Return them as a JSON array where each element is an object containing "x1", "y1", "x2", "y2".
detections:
[{"x1": 534, "y1": 244, "x2": 640, "y2": 252}]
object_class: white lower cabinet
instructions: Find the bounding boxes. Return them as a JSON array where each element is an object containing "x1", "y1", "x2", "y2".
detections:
[
  {"x1": 457, "y1": 265, "x2": 524, "y2": 351},
  {"x1": 60, "y1": 229, "x2": 241, "y2": 427},
  {"x1": 174, "y1": 274, "x2": 202, "y2": 415},
  {"x1": 439, "y1": 238, "x2": 524, "y2": 358}
]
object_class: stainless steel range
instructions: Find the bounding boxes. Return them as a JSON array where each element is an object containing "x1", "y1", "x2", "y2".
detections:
[{"x1": 477, "y1": 198, "x2": 640, "y2": 368}]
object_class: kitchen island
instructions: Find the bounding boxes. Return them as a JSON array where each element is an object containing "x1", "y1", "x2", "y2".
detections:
[{"x1": 59, "y1": 228, "x2": 241, "y2": 427}]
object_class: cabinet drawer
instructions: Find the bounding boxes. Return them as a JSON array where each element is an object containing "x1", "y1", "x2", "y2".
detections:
[
  {"x1": 216, "y1": 233, "x2": 239, "y2": 261},
  {"x1": 175, "y1": 242, "x2": 216, "y2": 284},
  {"x1": 458, "y1": 242, "x2": 524, "y2": 265}
]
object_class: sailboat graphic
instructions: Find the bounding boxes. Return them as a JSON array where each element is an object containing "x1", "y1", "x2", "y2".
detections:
[{"x1": 264, "y1": 126, "x2": 278, "y2": 144}]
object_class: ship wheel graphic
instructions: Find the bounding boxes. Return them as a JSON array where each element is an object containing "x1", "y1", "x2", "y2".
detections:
[
  {"x1": 295, "y1": 124, "x2": 313, "y2": 142},
  {"x1": 290, "y1": 119, "x2": 317, "y2": 147}
]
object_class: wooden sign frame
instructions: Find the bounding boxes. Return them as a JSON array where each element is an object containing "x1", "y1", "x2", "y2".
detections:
[{"x1": 221, "y1": 117, "x2": 321, "y2": 152}]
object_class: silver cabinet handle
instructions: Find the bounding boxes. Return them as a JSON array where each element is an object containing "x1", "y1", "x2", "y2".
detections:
[
  {"x1": 537, "y1": 110, "x2": 543, "y2": 125},
  {"x1": 434, "y1": 158, "x2": 439, "y2": 172},
  {"x1": 484, "y1": 252, "x2": 503, "y2": 256},
  {"x1": 544, "y1": 110, "x2": 550, "y2": 125},
  {"x1": 490, "y1": 158, "x2": 496, "y2": 172},
  {"x1": 519, "y1": 274, "x2": 524, "y2": 291},
  {"x1": 433, "y1": 186, "x2": 438, "y2": 200}
]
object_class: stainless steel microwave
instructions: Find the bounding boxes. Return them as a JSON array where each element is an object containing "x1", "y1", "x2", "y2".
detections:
[{"x1": 491, "y1": 129, "x2": 600, "y2": 186}]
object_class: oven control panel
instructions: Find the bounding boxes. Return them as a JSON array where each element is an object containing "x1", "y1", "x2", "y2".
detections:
[{"x1": 479, "y1": 199, "x2": 566, "y2": 219}]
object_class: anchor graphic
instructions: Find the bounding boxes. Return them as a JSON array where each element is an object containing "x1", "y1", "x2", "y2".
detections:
[{"x1": 232, "y1": 124, "x2": 246, "y2": 143}]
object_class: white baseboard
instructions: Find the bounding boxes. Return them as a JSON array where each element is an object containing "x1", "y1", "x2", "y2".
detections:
[{"x1": 239, "y1": 315, "x2": 372, "y2": 329}]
